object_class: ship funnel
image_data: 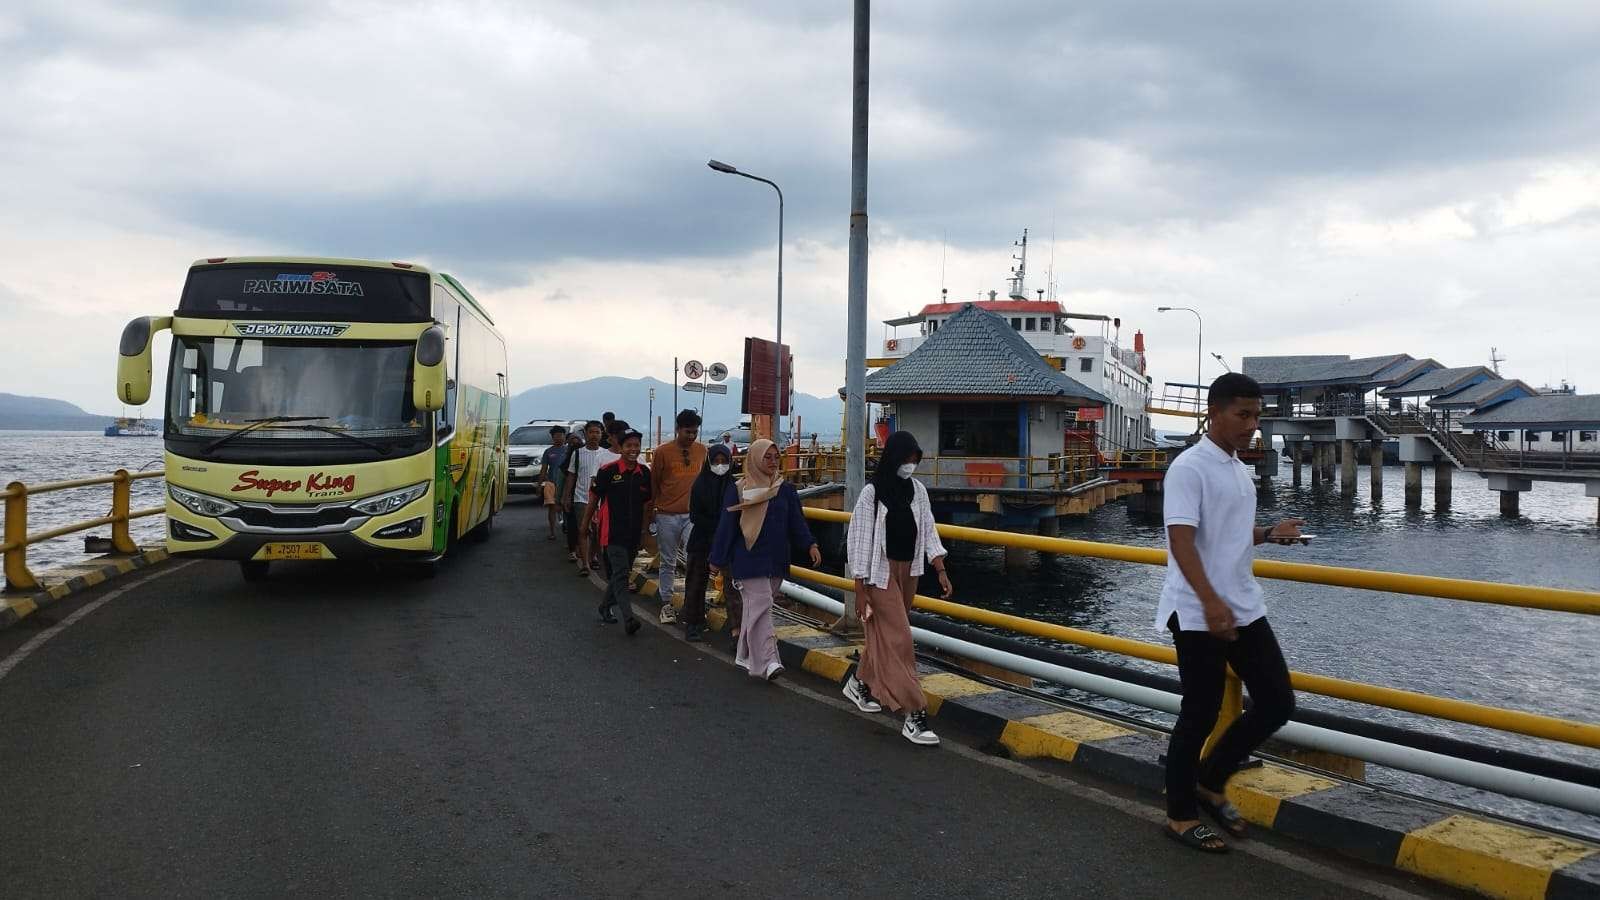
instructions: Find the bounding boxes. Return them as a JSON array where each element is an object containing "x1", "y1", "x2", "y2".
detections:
[{"x1": 1133, "y1": 330, "x2": 1145, "y2": 353}]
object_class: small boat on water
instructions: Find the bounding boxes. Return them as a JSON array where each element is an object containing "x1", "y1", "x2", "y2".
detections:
[{"x1": 104, "y1": 417, "x2": 158, "y2": 437}]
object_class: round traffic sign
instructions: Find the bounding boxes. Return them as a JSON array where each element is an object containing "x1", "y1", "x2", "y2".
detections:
[
  {"x1": 708, "y1": 362, "x2": 728, "y2": 383},
  {"x1": 684, "y1": 359, "x2": 704, "y2": 379}
]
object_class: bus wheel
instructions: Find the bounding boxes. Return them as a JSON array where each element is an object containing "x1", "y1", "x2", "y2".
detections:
[{"x1": 240, "y1": 560, "x2": 270, "y2": 582}]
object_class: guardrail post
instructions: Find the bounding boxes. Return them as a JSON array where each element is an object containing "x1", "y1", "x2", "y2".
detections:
[
  {"x1": 111, "y1": 469, "x2": 138, "y2": 554},
  {"x1": 4, "y1": 481, "x2": 37, "y2": 592},
  {"x1": 1203, "y1": 667, "x2": 1244, "y2": 760}
]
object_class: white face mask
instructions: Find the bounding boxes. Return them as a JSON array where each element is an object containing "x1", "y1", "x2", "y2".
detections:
[
  {"x1": 897, "y1": 463, "x2": 917, "y2": 479},
  {"x1": 710, "y1": 463, "x2": 730, "y2": 476}
]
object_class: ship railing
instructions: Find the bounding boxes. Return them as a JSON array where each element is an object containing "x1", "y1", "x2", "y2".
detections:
[
  {"x1": 794, "y1": 507, "x2": 1600, "y2": 765},
  {"x1": 2, "y1": 470, "x2": 166, "y2": 592}
]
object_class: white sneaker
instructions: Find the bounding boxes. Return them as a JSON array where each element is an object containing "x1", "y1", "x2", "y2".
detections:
[
  {"x1": 902, "y1": 710, "x2": 939, "y2": 746},
  {"x1": 659, "y1": 603, "x2": 677, "y2": 624},
  {"x1": 843, "y1": 674, "x2": 882, "y2": 713},
  {"x1": 764, "y1": 661, "x2": 785, "y2": 681}
]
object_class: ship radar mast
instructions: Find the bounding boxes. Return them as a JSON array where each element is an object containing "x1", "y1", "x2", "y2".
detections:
[{"x1": 1007, "y1": 228, "x2": 1029, "y2": 301}]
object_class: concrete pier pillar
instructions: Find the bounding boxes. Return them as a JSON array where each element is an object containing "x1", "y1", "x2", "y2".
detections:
[
  {"x1": 1404, "y1": 462, "x2": 1422, "y2": 508},
  {"x1": 1310, "y1": 445, "x2": 1324, "y2": 488},
  {"x1": 1369, "y1": 439, "x2": 1384, "y2": 500},
  {"x1": 1434, "y1": 463, "x2": 1453, "y2": 510},
  {"x1": 1290, "y1": 442, "x2": 1303, "y2": 486},
  {"x1": 1339, "y1": 439, "x2": 1357, "y2": 495},
  {"x1": 1321, "y1": 443, "x2": 1336, "y2": 482},
  {"x1": 1004, "y1": 546, "x2": 1031, "y2": 570},
  {"x1": 1499, "y1": 491, "x2": 1520, "y2": 518},
  {"x1": 1488, "y1": 474, "x2": 1534, "y2": 521},
  {"x1": 1037, "y1": 517, "x2": 1059, "y2": 562}
]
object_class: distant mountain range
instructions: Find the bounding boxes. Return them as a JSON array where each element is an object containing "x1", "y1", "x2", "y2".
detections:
[
  {"x1": 0, "y1": 393, "x2": 117, "y2": 431},
  {"x1": 1, "y1": 377, "x2": 848, "y2": 437},
  {"x1": 511, "y1": 376, "x2": 844, "y2": 438}
]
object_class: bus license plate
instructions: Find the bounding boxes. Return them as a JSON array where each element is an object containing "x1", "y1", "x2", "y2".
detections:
[{"x1": 261, "y1": 542, "x2": 329, "y2": 561}]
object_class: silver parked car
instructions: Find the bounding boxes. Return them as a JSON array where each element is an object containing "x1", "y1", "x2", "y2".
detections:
[{"x1": 507, "y1": 419, "x2": 584, "y2": 495}]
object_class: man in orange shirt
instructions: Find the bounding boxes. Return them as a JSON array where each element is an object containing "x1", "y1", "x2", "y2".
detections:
[{"x1": 650, "y1": 409, "x2": 707, "y2": 625}]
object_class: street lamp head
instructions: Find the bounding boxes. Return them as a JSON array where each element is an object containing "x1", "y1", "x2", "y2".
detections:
[
  {"x1": 707, "y1": 159, "x2": 739, "y2": 174},
  {"x1": 1157, "y1": 306, "x2": 1172, "y2": 312}
]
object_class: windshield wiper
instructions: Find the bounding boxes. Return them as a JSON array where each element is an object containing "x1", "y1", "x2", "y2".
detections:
[
  {"x1": 201, "y1": 415, "x2": 330, "y2": 453},
  {"x1": 278, "y1": 423, "x2": 390, "y2": 454}
]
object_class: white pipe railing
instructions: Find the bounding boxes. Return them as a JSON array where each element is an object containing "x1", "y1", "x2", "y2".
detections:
[{"x1": 778, "y1": 581, "x2": 1600, "y2": 817}]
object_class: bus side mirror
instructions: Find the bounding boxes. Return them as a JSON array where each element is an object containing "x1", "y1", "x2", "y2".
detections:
[
  {"x1": 413, "y1": 325, "x2": 448, "y2": 412},
  {"x1": 116, "y1": 316, "x2": 172, "y2": 405}
]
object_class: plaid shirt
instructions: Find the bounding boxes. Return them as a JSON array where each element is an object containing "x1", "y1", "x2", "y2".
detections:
[{"x1": 846, "y1": 480, "x2": 946, "y2": 589}]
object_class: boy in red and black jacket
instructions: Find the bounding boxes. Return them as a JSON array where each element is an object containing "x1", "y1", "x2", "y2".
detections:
[{"x1": 590, "y1": 430, "x2": 652, "y2": 635}]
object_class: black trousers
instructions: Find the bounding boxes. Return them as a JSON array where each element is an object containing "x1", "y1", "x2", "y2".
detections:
[
  {"x1": 603, "y1": 544, "x2": 638, "y2": 625},
  {"x1": 682, "y1": 549, "x2": 742, "y2": 630},
  {"x1": 1164, "y1": 613, "x2": 1295, "y2": 820}
]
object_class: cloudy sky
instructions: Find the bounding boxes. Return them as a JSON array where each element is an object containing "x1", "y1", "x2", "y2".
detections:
[{"x1": 3, "y1": 1, "x2": 1599, "y2": 430}]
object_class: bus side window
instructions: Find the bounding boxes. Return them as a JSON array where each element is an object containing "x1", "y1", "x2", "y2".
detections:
[{"x1": 433, "y1": 286, "x2": 461, "y2": 436}]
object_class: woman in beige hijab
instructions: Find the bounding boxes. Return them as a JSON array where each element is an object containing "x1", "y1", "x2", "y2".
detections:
[{"x1": 709, "y1": 439, "x2": 822, "y2": 679}]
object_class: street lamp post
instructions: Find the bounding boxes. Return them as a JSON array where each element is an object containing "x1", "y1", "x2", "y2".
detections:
[
  {"x1": 708, "y1": 159, "x2": 784, "y2": 442},
  {"x1": 1158, "y1": 306, "x2": 1203, "y2": 429}
]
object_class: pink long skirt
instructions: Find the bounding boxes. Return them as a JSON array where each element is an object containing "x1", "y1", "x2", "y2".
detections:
[{"x1": 734, "y1": 576, "x2": 782, "y2": 678}]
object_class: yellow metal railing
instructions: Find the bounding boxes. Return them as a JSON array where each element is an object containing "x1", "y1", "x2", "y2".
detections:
[
  {"x1": 780, "y1": 452, "x2": 1102, "y2": 491},
  {"x1": 2, "y1": 470, "x2": 165, "y2": 591},
  {"x1": 794, "y1": 508, "x2": 1600, "y2": 752},
  {"x1": 1108, "y1": 449, "x2": 1164, "y2": 469}
]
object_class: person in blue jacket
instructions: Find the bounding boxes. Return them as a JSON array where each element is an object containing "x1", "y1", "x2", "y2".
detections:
[{"x1": 709, "y1": 438, "x2": 821, "y2": 680}]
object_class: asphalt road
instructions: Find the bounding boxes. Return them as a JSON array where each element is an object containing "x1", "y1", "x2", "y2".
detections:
[{"x1": 0, "y1": 500, "x2": 1443, "y2": 898}]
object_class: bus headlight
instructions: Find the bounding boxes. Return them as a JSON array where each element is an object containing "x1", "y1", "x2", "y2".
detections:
[
  {"x1": 351, "y1": 482, "x2": 430, "y2": 517},
  {"x1": 169, "y1": 484, "x2": 238, "y2": 518}
]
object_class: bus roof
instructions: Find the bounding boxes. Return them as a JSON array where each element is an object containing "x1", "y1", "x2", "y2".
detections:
[
  {"x1": 188, "y1": 256, "x2": 436, "y2": 275},
  {"x1": 188, "y1": 257, "x2": 494, "y2": 327}
]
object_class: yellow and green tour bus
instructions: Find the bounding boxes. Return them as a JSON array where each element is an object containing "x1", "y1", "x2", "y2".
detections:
[{"x1": 115, "y1": 257, "x2": 508, "y2": 580}]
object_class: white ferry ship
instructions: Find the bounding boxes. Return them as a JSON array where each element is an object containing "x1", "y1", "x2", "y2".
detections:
[{"x1": 872, "y1": 231, "x2": 1155, "y2": 455}]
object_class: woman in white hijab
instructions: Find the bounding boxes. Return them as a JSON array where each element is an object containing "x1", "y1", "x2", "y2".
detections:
[{"x1": 709, "y1": 439, "x2": 822, "y2": 679}]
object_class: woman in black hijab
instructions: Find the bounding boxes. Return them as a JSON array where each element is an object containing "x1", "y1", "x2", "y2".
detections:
[
  {"x1": 844, "y1": 431, "x2": 952, "y2": 746},
  {"x1": 683, "y1": 442, "x2": 740, "y2": 642}
]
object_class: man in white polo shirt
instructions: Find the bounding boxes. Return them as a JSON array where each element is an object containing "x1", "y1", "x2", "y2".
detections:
[{"x1": 1159, "y1": 373, "x2": 1305, "y2": 854}]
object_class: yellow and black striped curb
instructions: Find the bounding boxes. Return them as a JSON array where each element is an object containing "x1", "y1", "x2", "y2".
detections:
[
  {"x1": 0, "y1": 547, "x2": 171, "y2": 632},
  {"x1": 619, "y1": 560, "x2": 1600, "y2": 900}
]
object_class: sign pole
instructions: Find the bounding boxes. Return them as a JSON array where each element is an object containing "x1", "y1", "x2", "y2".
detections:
[{"x1": 673, "y1": 356, "x2": 679, "y2": 426}]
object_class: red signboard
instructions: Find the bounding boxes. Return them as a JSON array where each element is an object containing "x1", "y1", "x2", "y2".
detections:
[
  {"x1": 1075, "y1": 406, "x2": 1105, "y2": 422},
  {"x1": 741, "y1": 337, "x2": 793, "y2": 416}
]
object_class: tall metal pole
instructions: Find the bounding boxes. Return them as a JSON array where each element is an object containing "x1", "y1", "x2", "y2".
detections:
[
  {"x1": 776, "y1": 188, "x2": 785, "y2": 443},
  {"x1": 673, "y1": 356, "x2": 679, "y2": 427},
  {"x1": 844, "y1": 0, "x2": 869, "y2": 509}
]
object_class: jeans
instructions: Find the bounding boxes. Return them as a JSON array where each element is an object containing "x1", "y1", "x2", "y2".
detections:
[
  {"x1": 603, "y1": 544, "x2": 638, "y2": 625},
  {"x1": 654, "y1": 513, "x2": 691, "y2": 602},
  {"x1": 1164, "y1": 614, "x2": 1295, "y2": 821}
]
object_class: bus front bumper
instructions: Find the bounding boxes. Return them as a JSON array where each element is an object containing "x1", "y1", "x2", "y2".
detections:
[{"x1": 164, "y1": 499, "x2": 440, "y2": 562}]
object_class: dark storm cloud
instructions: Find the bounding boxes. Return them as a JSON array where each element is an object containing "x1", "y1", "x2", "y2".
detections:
[{"x1": 7, "y1": 1, "x2": 1600, "y2": 264}]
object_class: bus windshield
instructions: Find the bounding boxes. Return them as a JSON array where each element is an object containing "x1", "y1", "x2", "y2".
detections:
[{"x1": 166, "y1": 336, "x2": 428, "y2": 457}]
